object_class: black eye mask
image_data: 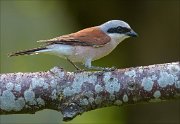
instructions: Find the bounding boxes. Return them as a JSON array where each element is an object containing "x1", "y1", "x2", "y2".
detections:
[{"x1": 107, "y1": 26, "x2": 131, "y2": 34}]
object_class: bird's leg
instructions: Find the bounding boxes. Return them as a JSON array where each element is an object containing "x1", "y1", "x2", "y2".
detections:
[
  {"x1": 84, "y1": 58, "x2": 116, "y2": 71},
  {"x1": 66, "y1": 57, "x2": 81, "y2": 70}
]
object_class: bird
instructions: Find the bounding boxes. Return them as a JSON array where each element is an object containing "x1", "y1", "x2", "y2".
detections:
[{"x1": 9, "y1": 20, "x2": 138, "y2": 71}]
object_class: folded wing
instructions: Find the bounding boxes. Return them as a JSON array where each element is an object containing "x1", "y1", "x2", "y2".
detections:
[{"x1": 37, "y1": 27, "x2": 111, "y2": 47}]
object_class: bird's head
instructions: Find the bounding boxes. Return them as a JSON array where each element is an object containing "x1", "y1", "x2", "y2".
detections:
[{"x1": 100, "y1": 20, "x2": 138, "y2": 42}]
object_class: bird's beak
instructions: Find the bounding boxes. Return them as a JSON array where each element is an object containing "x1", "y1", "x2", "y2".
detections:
[{"x1": 126, "y1": 29, "x2": 138, "y2": 37}]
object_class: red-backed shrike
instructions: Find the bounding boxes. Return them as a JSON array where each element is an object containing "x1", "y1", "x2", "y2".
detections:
[{"x1": 9, "y1": 20, "x2": 137, "y2": 70}]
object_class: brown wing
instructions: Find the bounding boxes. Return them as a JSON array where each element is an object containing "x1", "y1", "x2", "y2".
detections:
[{"x1": 38, "y1": 27, "x2": 111, "y2": 47}]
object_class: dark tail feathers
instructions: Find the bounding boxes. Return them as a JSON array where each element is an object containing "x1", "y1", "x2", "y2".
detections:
[{"x1": 8, "y1": 47, "x2": 47, "y2": 57}]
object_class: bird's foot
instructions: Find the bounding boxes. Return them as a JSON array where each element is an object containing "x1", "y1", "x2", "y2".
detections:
[
  {"x1": 102, "y1": 66, "x2": 116, "y2": 71},
  {"x1": 49, "y1": 66, "x2": 64, "y2": 77},
  {"x1": 74, "y1": 69, "x2": 86, "y2": 73},
  {"x1": 87, "y1": 66, "x2": 116, "y2": 71}
]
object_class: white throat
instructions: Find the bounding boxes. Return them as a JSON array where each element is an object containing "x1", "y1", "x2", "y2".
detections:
[{"x1": 108, "y1": 33, "x2": 129, "y2": 45}]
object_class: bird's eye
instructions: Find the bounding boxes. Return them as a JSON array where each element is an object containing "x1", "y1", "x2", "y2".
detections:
[
  {"x1": 117, "y1": 26, "x2": 122, "y2": 30},
  {"x1": 107, "y1": 26, "x2": 131, "y2": 34},
  {"x1": 117, "y1": 26, "x2": 131, "y2": 33}
]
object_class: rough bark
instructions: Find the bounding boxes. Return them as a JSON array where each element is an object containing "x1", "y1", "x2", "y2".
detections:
[{"x1": 0, "y1": 62, "x2": 180, "y2": 121}]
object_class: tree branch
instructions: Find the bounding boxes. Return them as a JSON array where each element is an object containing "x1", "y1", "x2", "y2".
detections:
[{"x1": 0, "y1": 62, "x2": 180, "y2": 121}]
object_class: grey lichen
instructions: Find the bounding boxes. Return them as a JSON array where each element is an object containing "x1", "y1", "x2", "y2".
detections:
[
  {"x1": 157, "y1": 71, "x2": 178, "y2": 88},
  {"x1": 63, "y1": 87, "x2": 75, "y2": 97},
  {"x1": 122, "y1": 94, "x2": 128, "y2": 103},
  {"x1": 14, "y1": 97, "x2": 25, "y2": 111},
  {"x1": 95, "y1": 84, "x2": 103, "y2": 93},
  {"x1": 105, "y1": 79, "x2": 120, "y2": 94},
  {"x1": 151, "y1": 74, "x2": 157, "y2": 81},
  {"x1": 153, "y1": 90, "x2": 161, "y2": 99},
  {"x1": 95, "y1": 96, "x2": 102, "y2": 104},
  {"x1": 15, "y1": 73, "x2": 23, "y2": 80},
  {"x1": 138, "y1": 67, "x2": 143, "y2": 73},
  {"x1": 0, "y1": 74, "x2": 6, "y2": 82},
  {"x1": 73, "y1": 73, "x2": 97, "y2": 85},
  {"x1": 103, "y1": 72, "x2": 112, "y2": 81},
  {"x1": 63, "y1": 73, "x2": 97, "y2": 97},
  {"x1": 0, "y1": 90, "x2": 25, "y2": 111},
  {"x1": 31, "y1": 77, "x2": 49, "y2": 90},
  {"x1": 0, "y1": 90, "x2": 15, "y2": 111},
  {"x1": 141, "y1": 77, "x2": 154, "y2": 91},
  {"x1": 84, "y1": 91, "x2": 94, "y2": 98},
  {"x1": 71, "y1": 81, "x2": 84, "y2": 95},
  {"x1": 51, "y1": 89, "x2": 57, "y2": 100},
  {"x1": 104, "y1": 72, "x2": 120, "y2": 94},
  {"x1": 43, "y1": 82, "x2": 49, "y2": 89},
  {"x1": 80, "y1": 98, "x2": 89, "y2": 106},
  {"x1": 14, "y1": 83, "x2": 21, "y2": 92},
  {"x1": 6, "y1": 82, "x2": 14, "y2": 91},
  {"x1": 125, "y1": 70, "x2": 136, "y2": 78},
  {"x1": 167, "y1": 64, "x2": 180, "y2": 75},
  {"x1": 24, "y1": 89, "x2": 36, "y2": 105},
  {"x1": 175, "y1": 81, "x2": 180, "y2": 88},
  {"x1": 36, "y1": 97, "x2": 45, "y2": 106},
  {"x1": 50, "y1": 79, "x2": 57, "y2": 89},
  {"x1": 88, "y1": 97, "x2": 94, "y2": 104}
]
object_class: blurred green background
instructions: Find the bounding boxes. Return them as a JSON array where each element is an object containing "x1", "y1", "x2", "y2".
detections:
[{"x1": 0, "y1": 0, "x2": 180, "y2": 124}]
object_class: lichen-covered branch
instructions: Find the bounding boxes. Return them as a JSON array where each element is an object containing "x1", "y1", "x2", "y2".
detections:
[{"x1": 0, "y1": 62, "x2": 180, "y2": 121}]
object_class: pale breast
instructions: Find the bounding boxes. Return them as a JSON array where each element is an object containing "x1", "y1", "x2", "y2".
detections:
[{"x1": 68, "y1": 39, "x2": 118, "y2": 63}]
